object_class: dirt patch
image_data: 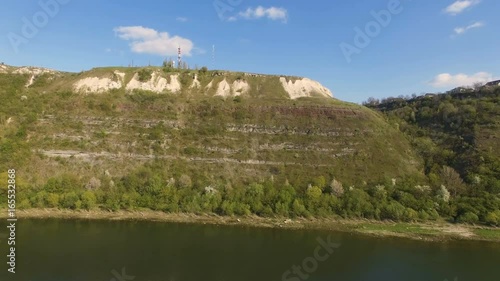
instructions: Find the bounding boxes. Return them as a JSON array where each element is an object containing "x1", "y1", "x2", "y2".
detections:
[{"x1": 433, "y1": 224, "x2": 475, "y2": 238}]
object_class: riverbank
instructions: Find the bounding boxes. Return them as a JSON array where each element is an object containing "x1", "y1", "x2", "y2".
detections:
[{"x1": 3, "y1": 209, "x2": 500, "y2": 242}]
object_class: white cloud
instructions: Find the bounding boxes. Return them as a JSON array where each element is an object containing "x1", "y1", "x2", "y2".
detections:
[
  {"x1": 444, "y1": 0, "x2": 480, "y2": 15},
  {"x1": 453, "y1": 21, "x2": 484, "y2": 35},
  {"x1": 114, "y1": 26, "x2": 194, "y2": 56},
  {"x1": 430, "y1": 72, "x2": 495, "y2": 88},
  {"x1": 176, "y1": 17, "x2": 188, "y2": 22},
  {"x1": 234, "y1": 6, "x2": 288, "y2": 23}
]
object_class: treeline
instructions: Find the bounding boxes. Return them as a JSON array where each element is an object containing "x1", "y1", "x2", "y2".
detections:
[{"x1": 3, "y1": 161, "x2": 499, "y2": 226}]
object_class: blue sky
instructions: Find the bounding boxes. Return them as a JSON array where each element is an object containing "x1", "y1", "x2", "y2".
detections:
[{"x1": 1, "y1": 0, "x2": 499, "y2": 103}]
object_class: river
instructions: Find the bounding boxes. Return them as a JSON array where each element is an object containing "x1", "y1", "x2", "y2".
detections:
[{"x1": 1, "y1": 219, "x2": 499, "y2": 281}]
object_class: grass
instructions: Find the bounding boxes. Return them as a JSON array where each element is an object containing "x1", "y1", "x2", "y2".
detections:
[{"x1": 474, "y1": 228, "x2": 500, "y2": 240}]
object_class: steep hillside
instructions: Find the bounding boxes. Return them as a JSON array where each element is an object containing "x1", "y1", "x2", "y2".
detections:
[
  {"x1": 366, "y1": 88, "x2": 500, "y2": 193},
  {"x1": 0, "y1": 65, "x2": 421, "y2": 189},
  {"x1": 365, "y1": 88, "x2": 500, "y2": 225}
]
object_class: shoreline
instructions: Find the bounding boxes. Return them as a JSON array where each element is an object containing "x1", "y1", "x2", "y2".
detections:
[{"x1": 2, "y1": 209, "x2": 499, "y2": 242}]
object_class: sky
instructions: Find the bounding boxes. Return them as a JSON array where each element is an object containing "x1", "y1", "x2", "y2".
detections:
[{"x1": 1, "y1": 0, "x2": 499, "y2": 103}]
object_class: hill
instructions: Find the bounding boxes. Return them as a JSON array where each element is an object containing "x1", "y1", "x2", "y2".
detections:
[
  {"x1": 365, "y1": 87, "x2": 500, "y2": 224},
  {"x1": 0, "y1": 65, "x2": 421, "y2": 187},
  {"x1": 5, "y1": 64, "x2": 499, "y2": 226},
  {"x1": 365, "y1": 88, "x2": 500, "y2": 192}
]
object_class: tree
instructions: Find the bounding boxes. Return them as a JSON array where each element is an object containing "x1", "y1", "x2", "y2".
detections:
[
  {"x1": 81, "y1": 191, "x2": 97, "y2": 210},
  {"x1": 484, "y1": 211, "x2": 500, "y2": 226},
  {"x1": 46, "y1": 193, "x2": 60, "y2": 208},
  {"x1": 163, "y1": 59, "x2": 175, "y2": 72},
  {"x1": 85, "y1": 177, "x2": 101, "y2": 190},
  {"x1": 312, "y1": 176, "x2": 326, "y2": 191},
  {"x1": 61, "y1": 192, "x2": 80, "y2": 209},
  {"x1": 199, "y1": 66, "x2": 208, "y2": 75},
  {"x1": 457, "y1": 211, "x2": 479, "y2": 224},
  {"x1": 329, "y1": 179, "x2": 344, "y2": 197},
  {"x1": 437, "y1": 185, "x2": 450, "y2": 202},
  {"x1": 440, "y1": 166, "x2": 464, "y2": 197},
  {"x1": 291, "y1": 199, "x2": 308, "y2": 217},
  {"x1": 305, "y1": 185, "x2": 323, "y2": 212},
  {"x1": 472, "y1": 82, "x2": 484, "y2": 91},
  {"x1": 363, "y1": 97, "x2": 380, "y2": 106}
]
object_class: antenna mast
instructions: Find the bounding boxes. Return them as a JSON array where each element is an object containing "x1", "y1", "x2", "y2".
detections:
[{"x1": 178, "y1": 46, "x2": 182, "y2": 69}]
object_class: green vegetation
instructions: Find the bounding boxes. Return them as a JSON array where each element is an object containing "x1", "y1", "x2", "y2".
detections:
[
  {"x1": 137, "y1": 68, "x2": 153, "y2": 82},
  {"x1": 365, "y1": 87, "x2": 500, "y2": 226},
  {"x1": 2, "y1": 158, "x2": 498, "y2": 227},
  {"x1": 474, "y1": 228, "x2": 500, "y2": 239}
]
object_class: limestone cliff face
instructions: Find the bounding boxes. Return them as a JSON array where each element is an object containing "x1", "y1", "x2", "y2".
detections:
[
  {"x1": 279, "y1": 77, "x2": 332, "y2": 99},
  {"x1": 70, "y1": 68, "x2": 333, "y2": 99},
  {"x1": 5, "y1": 65, "x2": 334, "y2": 99}
]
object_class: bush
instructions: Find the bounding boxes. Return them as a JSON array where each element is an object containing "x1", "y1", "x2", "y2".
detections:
[
  {"x1": 220, "y1": 200, "x2": 235, "y2": 216},
  {"x1": 18, "y1": 199, "x2": 32, "y2": 209},
  {"x1": 457, "y1": 212, "x2": 479, "y2": 224},
  {"x1": 178, "y1": 174, "x2": 193, "y2": 189},
  {"x1": 381, "y1": 201, "x2": 406, "y2": 221},
  {"x1": 402, "y1": 208, "x2": 419, "y2": 222},
  {"x1": 61, "y1": 192, "x2": 80, "y2": 209},
  {"x1": 137, "y1": 69, "x2": 153, "y2": 82},
  {"x1": 199, "y1": 67, "x2": 208, "y2": 75},
  {"x1": 46, "y1": 193, "x2": 60, "y2": 208},
  {"x1": 292, "y1": 199, "x2": 308, "y2": 217},
  {"x1": 81, "y1": 191, "x2": 97, "y2": 210},
  {"x1": 484, "y1": 211, "x2": 500, "y2": 226}
]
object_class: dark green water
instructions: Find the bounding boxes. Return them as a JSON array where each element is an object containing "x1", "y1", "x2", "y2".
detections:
[{"x1": 1, "y1": 219, "x2": 499, "y2": 281}]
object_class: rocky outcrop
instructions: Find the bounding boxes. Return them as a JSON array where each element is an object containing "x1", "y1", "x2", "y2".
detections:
[
  {"x1": 13, "y1": 66, "x2": 57, "y2": 75},
  {"x1": 215, "y1": 79, "x2": 250, "y2": 97},
  {"x1": 280, "y1": 77, "x2": 332, "y2": 99},
  {"x1": 74, "y1": 77, "x2": 122, "y2": 93},
  {"x1": 126, "y1": 72, "x2": 181, "y2": 93}
]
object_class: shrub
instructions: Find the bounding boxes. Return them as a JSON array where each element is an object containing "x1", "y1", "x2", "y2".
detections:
[
  {"x1": 329, "y1": 179, "x2": 344, "y2": 197},
  {"x1": 18, "y1": 199, "x2": 32, "y2": 209},
  {"x1": 484, "y1": 211, "x2": 500, "y2": 226},
  {"x1": 402, "y1": 208, "x2": 419, "y2": 222},
  {"x1": 178, "y1": 174, "x2": 193, "y2": 189},
  {"x1": 81, "y1": 191, "x2": 97, "y2": 210},
  {"x1": 291, "y1": 199, "x2": 308, "y2": 217},
  {"x1": 61, "y1": 192, "x2": 80, "y2": 209},
  {"x1": 457, "y1": 212, "x2": 479, "y2": 224},
  {"x1": 381, "y1": 201, "x2": 406, "y2": 221},
  {"x1": 46, "y1": 193, "x2": 60, "y2": 208},
  {"x1": 199, "y1": 66, "x2": 208, "y2": 75},
  {"x1": 137, "y1": 69, "x2": 153, "y2": 82}
]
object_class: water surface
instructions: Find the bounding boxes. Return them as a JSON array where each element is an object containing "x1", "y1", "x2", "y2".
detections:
[{"x1": 1, "y1": 219, "x2": 499, "y2": 281}]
